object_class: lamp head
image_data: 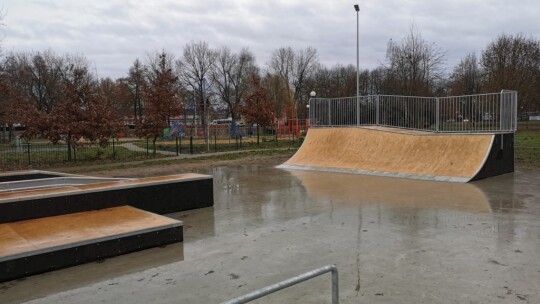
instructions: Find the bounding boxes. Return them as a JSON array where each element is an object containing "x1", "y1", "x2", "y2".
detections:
[{"x1": 354, "y1": 4, "x2": 360, "y2": 12}]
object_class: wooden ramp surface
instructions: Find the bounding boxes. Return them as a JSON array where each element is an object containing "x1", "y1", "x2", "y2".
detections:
[
  {"x1": 0, "y1": 206, "x2": 181, "y2": 261},
  {"x1": 279, "y1": 127, "x2": 495, "y2": 182}
]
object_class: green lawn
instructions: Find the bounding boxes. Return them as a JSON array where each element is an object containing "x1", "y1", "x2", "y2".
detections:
[{"x1": 515, "y1": 124, "x2": 540, "y2": 169}]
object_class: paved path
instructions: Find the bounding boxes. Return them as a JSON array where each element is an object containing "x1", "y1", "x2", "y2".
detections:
[{"x1": 119, "y1": 142, "x2": 177, "y2": 156}]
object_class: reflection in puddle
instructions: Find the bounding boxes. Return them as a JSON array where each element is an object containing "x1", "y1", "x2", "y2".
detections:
[{"x1": 287, "y1": 170, "x2": 497, "y2": 213}]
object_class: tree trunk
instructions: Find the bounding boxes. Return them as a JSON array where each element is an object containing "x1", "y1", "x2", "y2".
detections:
[
  {"x1": 153, "y1": 137, "x2": 157, "y2": 156},
  {"x1": 256, "y1": 125, "x2": 260, "y2": 147}
]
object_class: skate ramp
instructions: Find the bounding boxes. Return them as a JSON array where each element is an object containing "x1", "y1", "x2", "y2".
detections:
[{"x1": 278, "y1": 127, "x2": 513, "y2": 182}]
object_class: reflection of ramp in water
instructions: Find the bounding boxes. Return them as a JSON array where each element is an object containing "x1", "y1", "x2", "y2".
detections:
[
  {"x1": 278, "y1": 127, "x2": 514, "y2": 182},
  {"x1": 288, "y1": 170, "x2": 492, "y2": 213}
]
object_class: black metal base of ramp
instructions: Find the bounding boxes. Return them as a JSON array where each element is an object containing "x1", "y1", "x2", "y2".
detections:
[{"x1": 471, "y1": 133, "x2": 515, "y2": 181}]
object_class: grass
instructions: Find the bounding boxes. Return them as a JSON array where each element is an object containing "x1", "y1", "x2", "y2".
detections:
[
  {"x1": 58, "y1": 148, "x2": 296, "y2": 174},
  {"x1": 515, "y1": 126, "x2": 540, "y2": 169},
  {"x1": 0, "y1": 146, "x2": 153, "y2": 170}
]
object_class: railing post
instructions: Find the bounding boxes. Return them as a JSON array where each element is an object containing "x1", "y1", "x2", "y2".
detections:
[
  {"x1": 356, "y1": 96, "x2": 360, "y2": 126},
  {"x1": 500, "y1": 90, "x2": 504, "y2": 132},
  {"x1": 376, "y1": 95, "x2": 380, "y2": 125},
  {"x1": 435, "y1": 97, "x2": 440, "y2": 132},
  {"x1": 331, "y1": 266, "x2": 339, "y2": 304},
  {"x1": 328, "y1": 100, "x2": 331, "y2": 126}
]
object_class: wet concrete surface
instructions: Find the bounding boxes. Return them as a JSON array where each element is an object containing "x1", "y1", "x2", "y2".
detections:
[{"x1": 1, "y1": 166, "x2": 540, "y2": 303}]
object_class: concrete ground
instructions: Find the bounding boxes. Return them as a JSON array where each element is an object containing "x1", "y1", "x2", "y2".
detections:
[{"x1": 1, "y1": 166, "x2": 539, "y2": 303}]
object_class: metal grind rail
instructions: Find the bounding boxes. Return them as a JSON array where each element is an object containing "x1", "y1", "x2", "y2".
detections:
[{"x1": 222, "y1": 265, "x2": 339, "y2": 304}]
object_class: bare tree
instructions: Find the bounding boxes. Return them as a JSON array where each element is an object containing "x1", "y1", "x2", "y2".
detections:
[
  {"x1": 176, "y1": 41, "x2": 216, "y2": 128},
  {"x1": 270, "y1": 46, "x2": 319, "y2": 119},
  {"x1": 211, "y1": 47, "x2": 258, "y2": 120},
  {"x1": 269, "y1": 47, "x2": 295, "y2": 117},
  {"x1": 481, "y1": 33, "x2": 540, "y2": 114},
  {"x1": 449, "y1": 53, "x2": 482, "y2": 95},
  {"x1": 292, "y1": 46, "x2": 319, "y2": 118},
  {"x1": 2, "y1": 51, "x2": 64, "y2": 113},
  {"x1": 384, "y1": 24, "x2": 446, "y2": 96}
]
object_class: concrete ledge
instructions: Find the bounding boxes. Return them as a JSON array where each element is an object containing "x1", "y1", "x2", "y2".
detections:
[{"x1": 0, "y1": 174, "x2": 214, "y2": 223}]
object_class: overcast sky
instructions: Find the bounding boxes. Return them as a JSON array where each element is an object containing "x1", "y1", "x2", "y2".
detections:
[{"x1": 2, "y1": 0, "x2": 539, "y2": 79}]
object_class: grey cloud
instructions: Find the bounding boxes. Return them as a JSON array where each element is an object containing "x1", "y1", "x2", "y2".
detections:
[{"x1": 2, "y1": 0, "x2": 539, "y2": 79}]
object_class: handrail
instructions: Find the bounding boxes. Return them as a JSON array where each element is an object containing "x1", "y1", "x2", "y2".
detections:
[{"x1": 221, "y1": 265, "x2": 339, "y2": 304}]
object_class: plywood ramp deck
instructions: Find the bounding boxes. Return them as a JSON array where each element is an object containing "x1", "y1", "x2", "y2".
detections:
[
  {"x1": 279, "y1": 127, "x2": 495, "y2": 182},
  {"x1": 0, "y1": 206, "x2": 181, "y2": 261}
]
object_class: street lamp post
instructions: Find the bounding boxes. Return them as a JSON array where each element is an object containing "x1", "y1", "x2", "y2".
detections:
[
  {"x1": 354, "y1": 4, "x2": 360, "y2": 125},
  {"x1": 354, "y1": 4, "x2": 359, "y2": 98},
  {"x1": 202, "y1": 78, "x2": 210, "y2": 152},
  {"x1": 308, "y1": 91, "x2": 316, "y2": 127}
]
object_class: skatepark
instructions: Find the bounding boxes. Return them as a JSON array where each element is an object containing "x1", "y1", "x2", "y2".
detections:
[
  {"x1": 1, "y1": 91, "x2": 539, "y2": 303},
  {"x1": 1, "y1": 166, "x2": 539, "y2": 303}
]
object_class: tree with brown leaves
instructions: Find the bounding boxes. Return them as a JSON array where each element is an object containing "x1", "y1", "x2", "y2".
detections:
[
  {"x1": 136, "y1": 51, "x2": 181, "y2": 153},
  {"x1": 240, "y1": 75, "x2": 275, "y2": 145}
]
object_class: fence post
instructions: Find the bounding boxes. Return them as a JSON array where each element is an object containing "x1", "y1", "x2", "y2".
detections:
[
  {"x1": 176, "y1": 136, "x2": 179, "y2": 156},
  {"x1": 435, "y1": 97, "x2": 440, "y2": 132},
  {"x1": 146, "y1": 138, "x2": 149, "y2": 157},
  {"x1": 189, "y1": 136, "x2": 193, "y2": 154},
  {"x1": 112, "y1": 138, "x2": 116, "y2": 160},
  {"x1": 27, "y1": 142, "x2": 31, "y2": 166},
  {"x1": 513, "y1": 91, "x2": 518, "y2": 131}
]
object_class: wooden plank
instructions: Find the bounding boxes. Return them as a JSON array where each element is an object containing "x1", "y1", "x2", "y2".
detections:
[{"x1": 0, "y1": 206, "x2": 181, "y2": 260}]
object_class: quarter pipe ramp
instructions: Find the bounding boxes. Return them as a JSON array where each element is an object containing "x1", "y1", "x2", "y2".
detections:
[{"x1": 278, "y1": 127, "x2": 514, "y2": 182}]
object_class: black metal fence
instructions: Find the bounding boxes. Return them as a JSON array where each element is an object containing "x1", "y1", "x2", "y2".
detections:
[{"x1": 0, "y1": 136, "x2": 301, "y2": 170}]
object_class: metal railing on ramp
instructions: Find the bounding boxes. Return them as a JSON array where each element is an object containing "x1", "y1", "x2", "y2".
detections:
[{"x1": 309, "y1": 90, "x2": 517, "y2": 133}]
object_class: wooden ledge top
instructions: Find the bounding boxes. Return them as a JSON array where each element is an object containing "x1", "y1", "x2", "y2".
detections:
[
  {"x1": 0, "y1": 206, "x2": 182, "y2": 261},
  {"x1": 0, "y1": 173, "x2": 212, "y2": 203}
]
